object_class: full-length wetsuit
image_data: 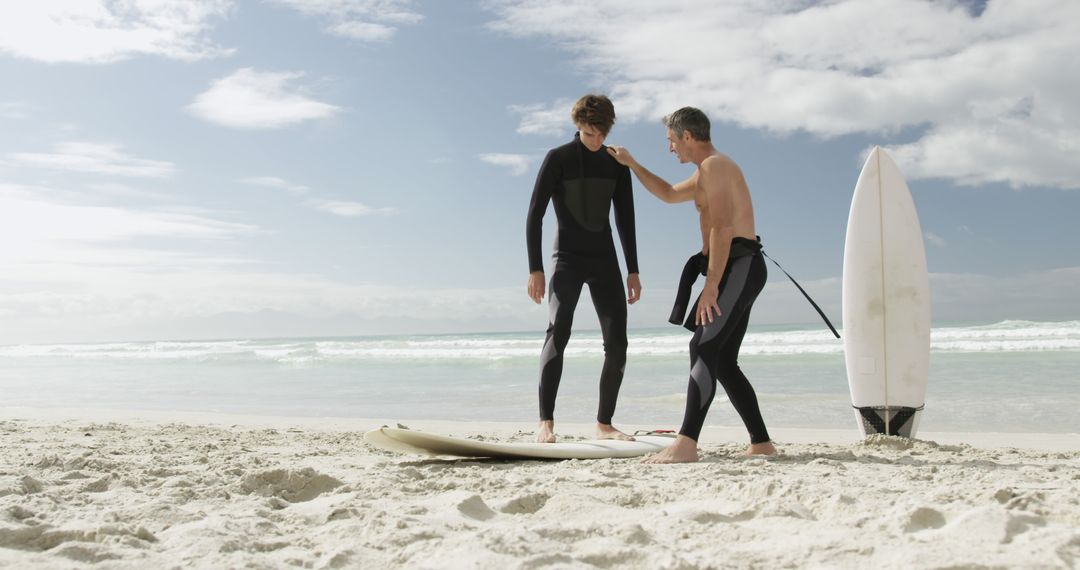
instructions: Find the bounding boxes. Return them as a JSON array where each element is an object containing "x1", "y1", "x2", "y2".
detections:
[
  {"x1": 669, "y1": 237, "x2": 770, "y2": 444},
  {"x1": 526, "y1": 133, "x2": 638, "y2": 425}
]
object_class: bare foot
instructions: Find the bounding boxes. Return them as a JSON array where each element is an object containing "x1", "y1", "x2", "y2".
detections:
[
  {"x1": 745, "y1": 441, "x2": 776, "y2": 456},
  {"x1": 536, "y1": 420, "x2": 555, "y2": 443},
  {"x1": 596, "y1": 423, "x2": 635, "y2": 441},
  {"x1": 642, "y1": 435, "x2": 699, "y2": 463}
]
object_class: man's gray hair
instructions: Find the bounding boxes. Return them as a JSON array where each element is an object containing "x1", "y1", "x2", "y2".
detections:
[{"x1": 663, "y1": 107, "x2": 711, "y2": 142}]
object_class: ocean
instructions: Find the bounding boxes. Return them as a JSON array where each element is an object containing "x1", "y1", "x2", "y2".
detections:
[{"x1": 2, "y1": 320, "x2": 1078, "y2": 434}]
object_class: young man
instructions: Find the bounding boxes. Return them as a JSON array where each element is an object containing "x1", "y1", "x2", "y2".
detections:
[
  {"x1": 607, "y1": 107, "x2": 775, "y2": 462},
  {"x1": 525, "y1": 94, "x2": 642, "y2": 444}
]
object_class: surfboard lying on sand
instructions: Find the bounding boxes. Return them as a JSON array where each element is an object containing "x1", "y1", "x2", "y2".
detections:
[
  {"x1": 364, "y1": 427, "x2": 675, "y2": 459},
  {"x1": 842, "y1": 146, "x2": 931, "y2": 438}
]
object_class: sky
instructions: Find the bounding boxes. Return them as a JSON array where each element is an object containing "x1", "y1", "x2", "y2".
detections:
[{"x1": 1, "y1": 0, "x2": 1079, "y2": 344}]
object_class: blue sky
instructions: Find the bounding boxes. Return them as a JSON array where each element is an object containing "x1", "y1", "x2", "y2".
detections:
[{"x1": 1, "y1": 0, "x2": 1079, "y2": 344}]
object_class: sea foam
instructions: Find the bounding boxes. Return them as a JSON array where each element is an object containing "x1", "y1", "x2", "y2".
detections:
[{"x1": 2, "y1": 320, "x2": 1078, "y2": 362}]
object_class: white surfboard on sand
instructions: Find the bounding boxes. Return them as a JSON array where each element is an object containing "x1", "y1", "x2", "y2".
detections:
[
  {"x1": 842, "y1": 146, "x2": 931, "y2": 438},
  {"x1": 364, "y1": 427, "x2": 674, "y2": 459}
]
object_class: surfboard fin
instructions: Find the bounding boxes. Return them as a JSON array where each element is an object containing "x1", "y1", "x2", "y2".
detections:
[{"x1": 855, "y1": 406, "x2": 924, "y2": 437}]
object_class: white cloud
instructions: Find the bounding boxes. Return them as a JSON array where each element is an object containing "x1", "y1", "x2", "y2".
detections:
[
  {"x1": 268, "y1": 0, "x2": 422, "y2": 41},
  {"x1": 883, "y1": 115, "x2": 1080, "y2": 189},
  {"x1": 487, "y1": 0, "x2": 1080, "y2": 189},
  {"x1": 188, "y1": 68, "x2": 341, "y2": 129},
  {"x1": 243, "y1": 177, "x2": 395, "y2": 217},
  {"x1": 0, "y1": 102, "x2": 33, "y2": 120},
  {"x1": 242, "y1": 176, "x2": 311, "y2": 194},
  {"x1": 924, "y1": 231, "x2": 947, "y2": 248},
  {"x1": 326, "y1": 21, "x2": 396, "y2": 42},
  {"x1": 0, "y1": 183, "x2": 260, "y2": 322},
  {"x1": 0, "y1": 182, "x2": 520, "y2": 343},
  {"x1": 7, "y1": 142, "x2": 176, "y2": 178},
  {"x1": 509, "y1": 100, "x2": 572, "y2": 136},
  {"x1": 0, "y1": 184, "x2": 255, "y2": 250},
  {"x1": 85, "y1": 182, "x2": 173, "y2": 201},
  {"x1": 307, "y1": 199, "x2": 397, "y2": 217},
  {"x1": 0, "y1": 1, "x2": 233, "y2": 64},
  {"x1": 479, "y1": 153, "x2": 531, "y2": 176}
]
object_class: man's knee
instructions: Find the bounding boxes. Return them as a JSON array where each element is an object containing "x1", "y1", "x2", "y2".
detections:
[
  {"x1": 545, "y1": 319, "x2": 574, "y2": 347},
  {"x1": 714, "y1": 359, "x2": 746, "y2": 385},
  {"x1": 602, "y1": 334, "x2": 628, "y2": 357}
]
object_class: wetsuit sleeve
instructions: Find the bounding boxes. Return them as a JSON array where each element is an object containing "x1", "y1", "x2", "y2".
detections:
[
  {"x1": 526, "y1": 149, "x2": 559, "y2": 273},
  {"x1": 612, "y1": 164, "x2": 639, "y2": 274}
]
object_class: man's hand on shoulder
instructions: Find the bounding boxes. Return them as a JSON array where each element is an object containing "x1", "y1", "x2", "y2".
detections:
[
  {"x1": 527, "y1": 271, "x2": 546, "y2": 304},
  {"x1": 606, "y1": 145, "x2": 636, "y2": 167}
]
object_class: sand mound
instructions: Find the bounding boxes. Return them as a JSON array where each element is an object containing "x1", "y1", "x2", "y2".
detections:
[{"x1": 239, "y1": 467, "x2": 343, "y2": 503}]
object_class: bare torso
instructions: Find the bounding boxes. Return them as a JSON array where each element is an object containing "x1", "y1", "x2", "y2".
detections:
[{"x1": 693, "y1": 153, "x2": 755, "y2": 255}]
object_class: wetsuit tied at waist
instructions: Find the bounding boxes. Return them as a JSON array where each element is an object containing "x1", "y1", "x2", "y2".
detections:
[{"x1": 669, "y1": 236, "x2": 763, "y2": 331}]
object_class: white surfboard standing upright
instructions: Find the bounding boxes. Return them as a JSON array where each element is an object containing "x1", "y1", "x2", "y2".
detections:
[{"x1": 842, "y1": 147, "x2": 931, "y2": 438}]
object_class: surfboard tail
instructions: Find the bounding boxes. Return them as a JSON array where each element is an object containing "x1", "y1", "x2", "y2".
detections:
[{"x1": 853, "y1": 405, "x2": 924, "y2": 438}]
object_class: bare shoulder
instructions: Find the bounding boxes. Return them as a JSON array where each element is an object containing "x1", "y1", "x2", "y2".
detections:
[
  {"x1": 698, "y1": 154, "x2": 742, "y2": 190},
  {"x1": 700, "y1": 153, "x2": 741, "y2": 175}
]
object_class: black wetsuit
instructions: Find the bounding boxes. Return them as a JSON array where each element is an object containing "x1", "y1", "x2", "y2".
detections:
[
  {"x1": 526, "y1": 133, "x2": 638, "y2": 425},
  {"x1": 670, "y1": 237, "x2": 770, "y2": 443}
]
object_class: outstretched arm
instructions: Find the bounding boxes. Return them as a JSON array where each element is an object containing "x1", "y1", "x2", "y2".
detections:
[{"x1": 606, "y1": 146, "x2": 696, "y2": 204}]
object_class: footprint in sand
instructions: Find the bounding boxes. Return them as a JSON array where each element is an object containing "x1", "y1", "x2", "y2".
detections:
[
  {"x1": 81, "y1": 475, "x2": 112, "y2": 493},
  {"x1": 930, "y1": 505, "x2": 1046, "y2": 544},
  {"x1": 20, "y1": 476, "x2": 44, "y2": 494},
  {"x1": 498, "y1": 493, "x2": 549, "y2": 515},
  {"x1": 5, "y1": 505, "x2": 37, "y2": 521},
  {"x1": 456, "y1": 494, "x2": 496, "y2": 521},
  {"x1": 902, "y1": 507, "x2": 946, "y2": 533}
]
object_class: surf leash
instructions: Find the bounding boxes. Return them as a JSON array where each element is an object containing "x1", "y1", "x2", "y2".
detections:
[
  {"x1": 633, "y1": 429, "x2": 676, "y2": 437},
  {"x1": 760, "y1": 250, "x2": 841, "y2": 339}
]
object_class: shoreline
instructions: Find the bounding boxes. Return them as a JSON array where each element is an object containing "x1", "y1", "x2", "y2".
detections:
[{"x1": 4, "y1": 406, "x2": 1077, "y2": 452}]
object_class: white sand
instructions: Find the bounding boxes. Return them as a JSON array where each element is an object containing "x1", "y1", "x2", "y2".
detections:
[{"x1": 1, "y1": 408, "x2": 1078, "y2": 569}]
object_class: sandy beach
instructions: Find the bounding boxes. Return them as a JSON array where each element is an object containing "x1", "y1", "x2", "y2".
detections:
[{"x1": 1, "y1": 408, "x2": 1078, "y2": 569}]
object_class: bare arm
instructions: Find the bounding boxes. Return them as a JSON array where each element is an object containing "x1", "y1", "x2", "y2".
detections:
[
  {"x1": 696, "y1": 157, "x2": 736, "y2": 324},
  {"x1": 606, "y1": 146, "x2": 696, "y2": 204},
  {"x1": 702, "y1": 158, "x2": 736, "y2": 288}
]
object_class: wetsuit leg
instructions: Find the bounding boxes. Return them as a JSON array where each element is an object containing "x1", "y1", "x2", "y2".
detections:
[
  {"x1": 586, "y1": 266, "x2": 628, "y2": 425},
  {"x1": 712, "y1": 309, "x2": 770, "y2": 443},
  {"x1": 538, "y1": 265, "x2": 586, "y2": 421},
  {"x1": 678, "y1": 254, "x2": 770, "y2": 443}
]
